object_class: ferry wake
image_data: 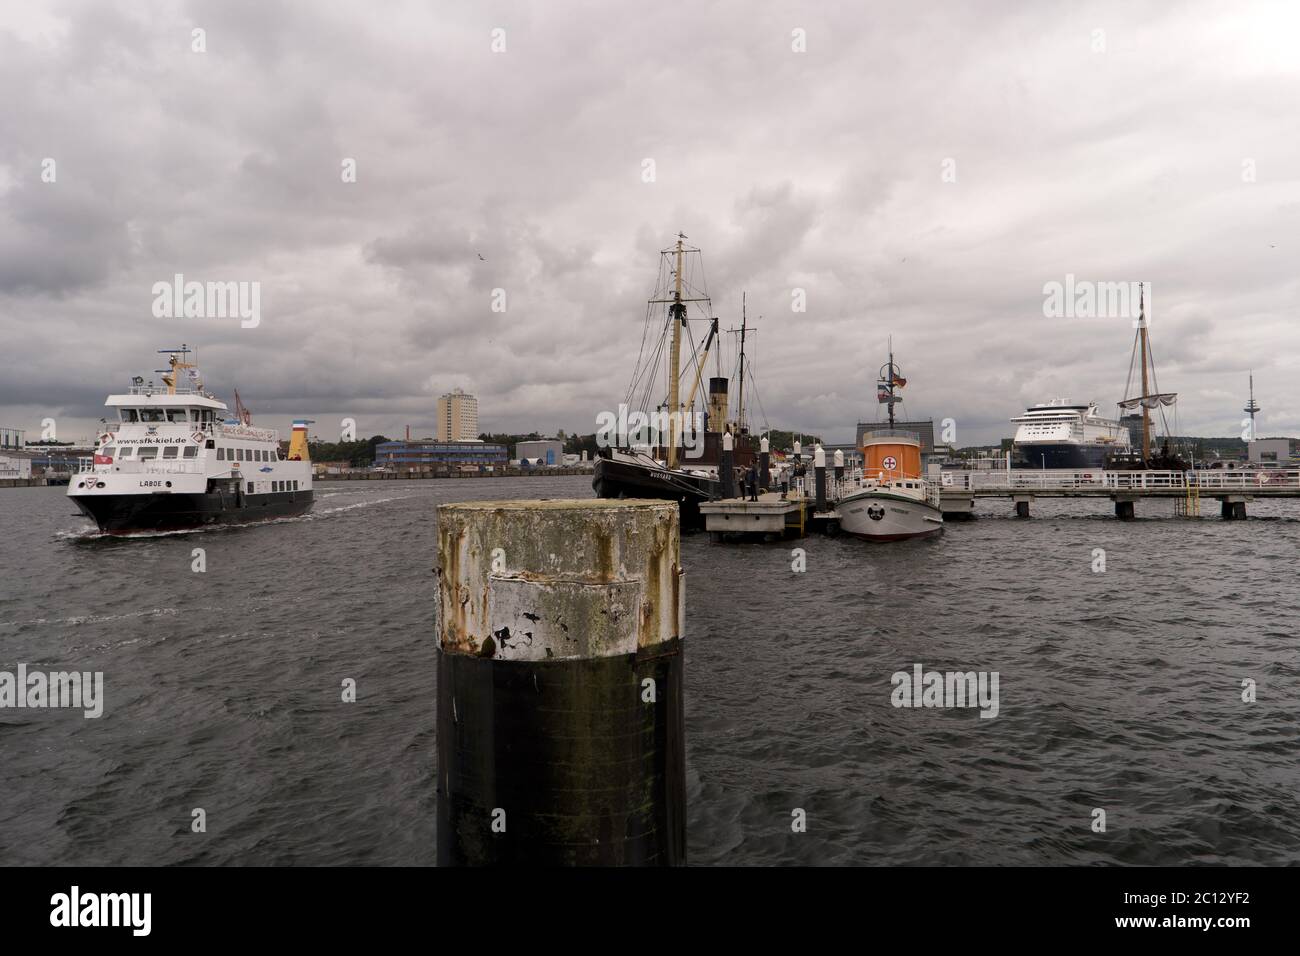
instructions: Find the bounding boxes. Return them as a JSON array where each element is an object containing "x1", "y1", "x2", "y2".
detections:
[{"x1": 68, "y1": 345, "x2": 313, "y2": 534}]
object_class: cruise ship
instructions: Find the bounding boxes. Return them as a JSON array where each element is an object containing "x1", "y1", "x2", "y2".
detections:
[
  {"x1": 1010, "y1": 400, "x2": 1131, "y2": 469},
  {"x1": 68, "y1": 346, "x2": 313, "y2": 533}
]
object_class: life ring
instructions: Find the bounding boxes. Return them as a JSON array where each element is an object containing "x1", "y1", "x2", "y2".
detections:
[{"x1": 192, "y1": 431, "x2": 206, "y2": 444}]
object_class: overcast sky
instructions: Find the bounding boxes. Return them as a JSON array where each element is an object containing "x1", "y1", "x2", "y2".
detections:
[{"x1": 2, "y1": 0, "x2": 1298, "y2": 447}]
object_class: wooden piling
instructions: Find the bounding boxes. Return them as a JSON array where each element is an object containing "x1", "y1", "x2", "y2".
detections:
[{"x1": 435, "y1": 499, "x2": 686, "y2": 866}]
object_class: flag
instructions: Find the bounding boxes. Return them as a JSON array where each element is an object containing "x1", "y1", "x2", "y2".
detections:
[
  {"x1": 877, "y1": 384, "x2": 891, "y2": 403},
  {"x1": 892, "y1": 374, "x2": 907, "y2": 388},
  {"x1": 93, "y1": 453, "x2": 113, "y2": 465}
]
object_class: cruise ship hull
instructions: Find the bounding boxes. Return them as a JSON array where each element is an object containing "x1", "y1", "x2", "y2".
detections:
[
  {"x1": 837, "y1": 490, "x2": 943, "y2": 541},
  {"x1": 72, "y1": 489, "x2": 314, "y2": 534},
  {"x1": 1013, "y1": 443, "x2": 1114, "y2": 469}
]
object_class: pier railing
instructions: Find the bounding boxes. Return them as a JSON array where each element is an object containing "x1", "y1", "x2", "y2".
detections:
[{"x1": 937, "y1": 469, "x2": 1300, "y2": 492}]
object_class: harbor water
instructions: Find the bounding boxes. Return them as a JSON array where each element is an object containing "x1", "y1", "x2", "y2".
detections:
[{"x1": 1, "y1": 476, "x2": 1296, "y2": 865}]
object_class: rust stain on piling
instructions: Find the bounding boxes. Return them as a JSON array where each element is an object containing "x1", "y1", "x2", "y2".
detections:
[{"x1": 436, "y1": 499, "x2": 680, "y2": 660}]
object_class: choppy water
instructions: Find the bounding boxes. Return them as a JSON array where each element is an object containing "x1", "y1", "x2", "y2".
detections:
[{"x1": 1, "y1": 478, "x2": 1297, "y2": 865}]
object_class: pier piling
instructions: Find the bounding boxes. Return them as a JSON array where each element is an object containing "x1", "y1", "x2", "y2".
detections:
[
  {"x1": 435, "y1": 499, "x2": 686, "y2": 866},
  {"x1": 721, "y1": 430, "x2": 736, "y2": 499},
  {"x1": 760, "y1": 436, "x2": 770, "y2": 491},
  {"x1": 1014, "y1": 495, "x2": 1031, "y2": 519},
  {"x1": 1114, "y1": 498, "x2": 1136, "y2": 520},
  {"x1": 833, "y1": 448, "x2": 845, "y2": 483},
  {"x1": 814, "y1": 444, "x2": 827, "y2": 512},
  {"x1": 1220, "y1": 497, "x2": 1248, "y2": 520}
]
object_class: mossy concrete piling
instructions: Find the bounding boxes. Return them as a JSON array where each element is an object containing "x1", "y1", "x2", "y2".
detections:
[{"x1": 435, "y1": 498, "x2": 686, "y2": 866}]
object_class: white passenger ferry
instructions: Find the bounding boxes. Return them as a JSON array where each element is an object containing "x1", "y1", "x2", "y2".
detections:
[{"x1": 68, "y1": 346, "x2": 313, "y2": 534}]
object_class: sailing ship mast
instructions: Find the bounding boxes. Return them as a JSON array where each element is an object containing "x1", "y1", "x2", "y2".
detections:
[
  {"x1": 667, "y1": 236, "x2": 685, "y2": 468},
  {"x1": 1117, "y1": 284, "x2": 1177, "y2": 464},
  {"x1": 735, "y1": 294, "x2": 747, "y2": 436},
  {"x1": 1139, "y1": 287, "x2": 1150, "y2": 460}
]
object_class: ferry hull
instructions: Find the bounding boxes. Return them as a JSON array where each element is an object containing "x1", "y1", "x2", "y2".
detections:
[
  {"x1": 71, "y1": 489, "x2": 314, "y2": 534},
  {"x1": 837, "y1": 492, "x2": 943, "y2": 541},
  {"x1": 592, "y1": 455, "x2": 718, "y2": 530}
]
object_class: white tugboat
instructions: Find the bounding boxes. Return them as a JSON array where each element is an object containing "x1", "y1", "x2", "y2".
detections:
[
  {"x1": 836, "y1": 347, "x2": 943, "y2": 542},
  {"x1": 68, "y1": 346, "x2": 313, "y2": 534}
]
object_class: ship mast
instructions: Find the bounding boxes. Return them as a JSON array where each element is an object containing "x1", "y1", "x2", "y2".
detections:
[
  {"x1": 735, "y1": 293, "x2": 747, "y2": 436},
  {"x1": 887, "y1": 339, "x2": 896, "y2": 428},
  {"x1": 1139, "y1": 286, "x2": 1150, "y2": 461},
  {"x1": 667, "y1": 234, "x2": 685, "y2": 468}
]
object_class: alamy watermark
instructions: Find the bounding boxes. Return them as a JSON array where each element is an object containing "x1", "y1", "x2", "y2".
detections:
[
  {"x1": 595, "y1": 404, "x2": 704, "y2": 459},
  {"x1": 1042, "y1": 276, "x2": 1149, "y2": 325},
  {"x1": 891, "y1": 663, "x2": 999, "y2": 719},
  {"x1": 151, "y1": 273, "x2": 261, "y2": 328},
  {"x1": 0, "y1": 664, "x2": 103, "y2": 718}
]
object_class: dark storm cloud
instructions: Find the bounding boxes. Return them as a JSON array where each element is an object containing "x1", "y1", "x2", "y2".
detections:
[{"x1": 1, "y1": 0, "x2": 1298, "y2": 446}]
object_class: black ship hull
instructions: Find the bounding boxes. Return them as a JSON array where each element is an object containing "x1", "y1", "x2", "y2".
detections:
[
  {"x1": 72, "y1": 489, "x2": 314, "y2": 535},
  {"x1": 592, "y1": 454, "x2": 719, "y2": 530}
]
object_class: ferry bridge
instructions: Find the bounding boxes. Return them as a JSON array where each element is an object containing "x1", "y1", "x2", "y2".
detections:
[{"x1": 936, "y1": 469, "x2": 1300, "y2": 519}]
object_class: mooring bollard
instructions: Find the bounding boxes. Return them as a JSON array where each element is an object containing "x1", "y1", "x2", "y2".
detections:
[
  {"x1": 720, "y1": 430, "x2": 735, "y2": 499},
  {"x1": 814, "y1": 444, "x2": 827, "y2": 512},
  {"x1": 759, "y1": 436, "x2": 770, "y2": 492},
  {"x1": 435, "y1": 499, "x2": 686, "y2": 866}
]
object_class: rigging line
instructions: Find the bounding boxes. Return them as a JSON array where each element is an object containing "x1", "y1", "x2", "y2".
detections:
[{"x1": 624, "y1": 303, "x2": 659, "y2": 408}]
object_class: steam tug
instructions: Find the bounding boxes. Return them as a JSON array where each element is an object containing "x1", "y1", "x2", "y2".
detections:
[{"x1": 68, "y1": 346, "x2": 314, "y2": 534}]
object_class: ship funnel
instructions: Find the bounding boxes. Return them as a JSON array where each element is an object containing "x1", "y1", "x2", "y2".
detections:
[
  {"x1": 288, "y1": 419, "x2": 313, "y2": 461},
  {"x1": 708, "y1": 377, "x2": 729, "y2": 432}
]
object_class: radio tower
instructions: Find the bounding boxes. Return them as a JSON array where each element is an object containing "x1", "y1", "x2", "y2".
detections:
[{"x1": 1243, "y1": 372, "x2": 1261, "y2": 441}]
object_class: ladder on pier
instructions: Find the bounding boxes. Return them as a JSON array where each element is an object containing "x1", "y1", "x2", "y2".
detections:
[{"x1": 1174, "y1": 482, "x2": 1201, "y2": 518}]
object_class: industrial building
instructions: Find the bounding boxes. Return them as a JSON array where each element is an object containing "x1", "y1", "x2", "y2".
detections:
[
  {"x1": 0, "y1": 454, "x2": 32, "y2": 479},
  {"x1": 1248, "y1": 438, "x2": 1292, "y2": 465},
  {"x1": 437, "y1": 389, "x2": 479, "y2": 442},
  {"x1": 515, "y1": 439, "x2": 564, "y2": 466},
  {"x1": 373, "y1": 439, "x2": 505, "y2": 471},
  {"x1": 857, "y1": 419, "x2": 936, "y2": 454}
]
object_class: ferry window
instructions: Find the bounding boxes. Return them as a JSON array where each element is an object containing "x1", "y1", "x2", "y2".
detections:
[
  {"x1": 123, "y1": 409, "x2": 140, "y2": 422},
  {"x1": 163, "y1": 446, "x2": 179, "y2": 459},
  {"x1": 167, "y1": 409, "x2": 188, "y2": 422},
  {"x1": 120, "y1": 447, "x2": 135, "y2": 458},
  {"x1": 276, "y1": 481, "x2": 283, "y2": 492},
  {"x1": 234, "y1": 448, "x2": 242, "y2": 461},
  {"x1": 217, "y1": 448, "x2": 225, "y2": 460},
  {"x1": 270, "y1": 450, "x2": 278, "y2": 461},
  {"x1": 261, "y1": 449, "x2": 269, "y2": 461},
  {"x1": 139, "y1": 446, "x2": 159, "y2": 459},
  {"x1": 141, "y1": 408, "x2": 166, "y2": 423},
  {"x1": 247, "y1": 482, "x2": 254, "y2": 494},
  {"x1": 183, "y1": 447, "x2": 198, "y2": 459},
  {"x1": 104, "y1": 446, "x2": 116, "y2": 458},
  {"x1": 292, "y1": 480, "x2": 298, "y2": 491}
]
